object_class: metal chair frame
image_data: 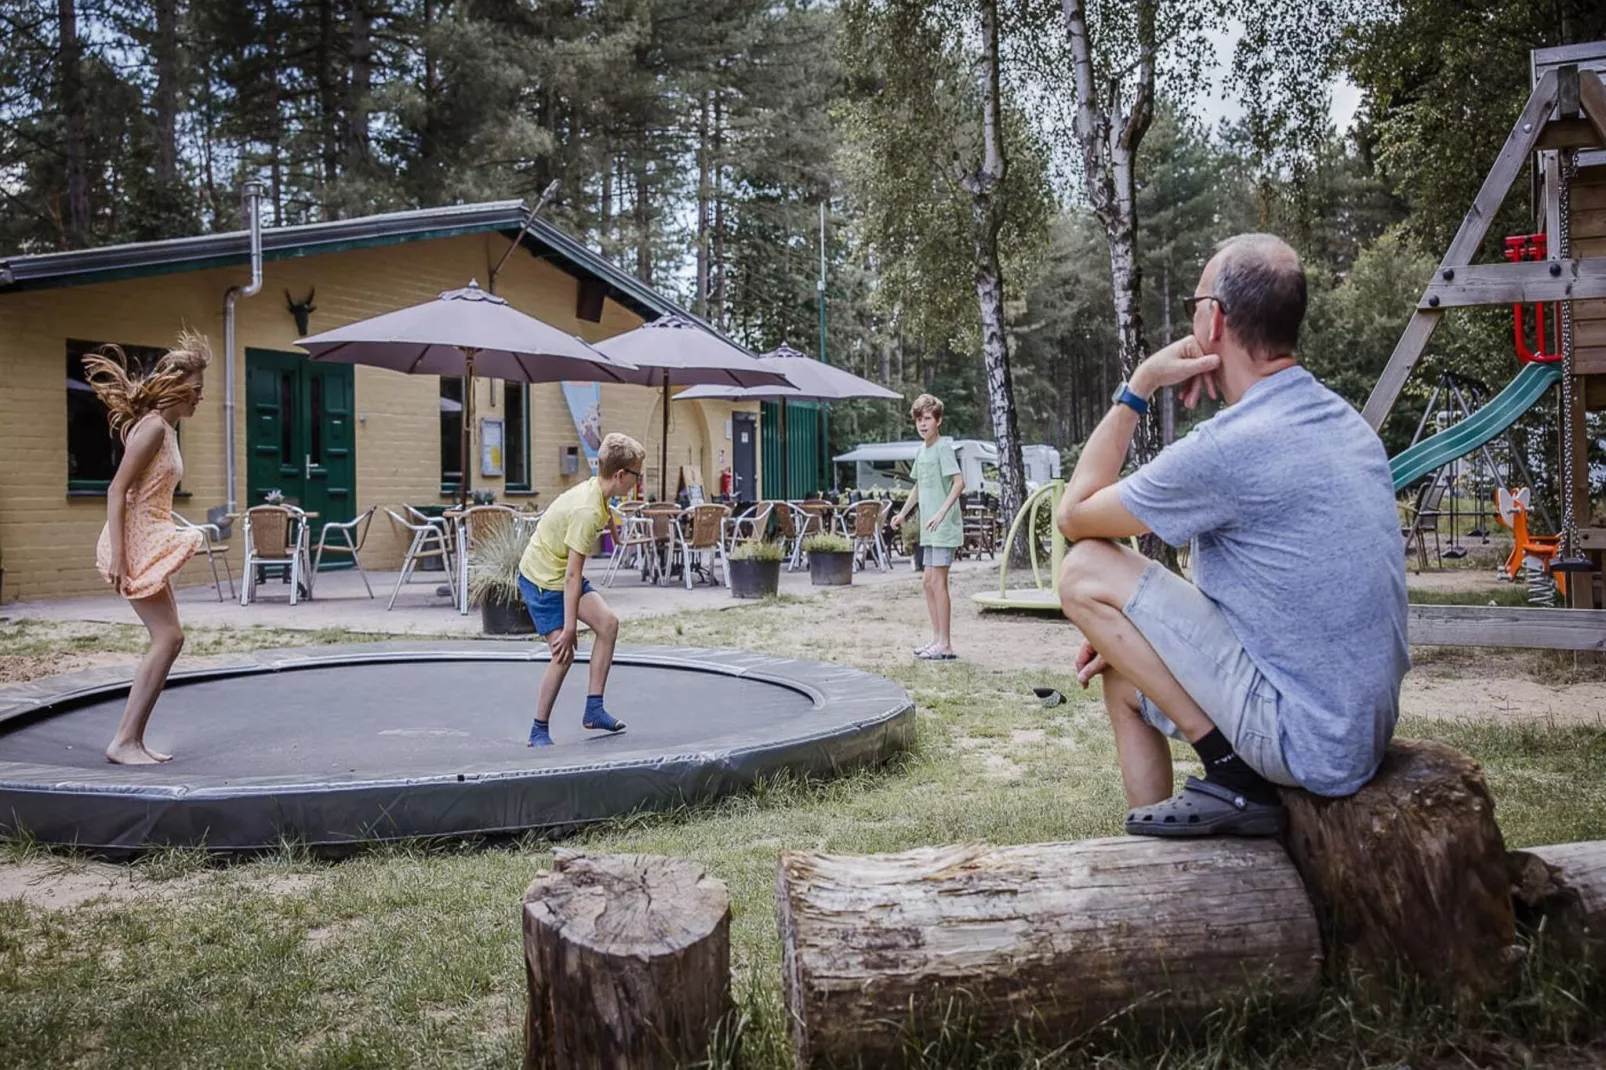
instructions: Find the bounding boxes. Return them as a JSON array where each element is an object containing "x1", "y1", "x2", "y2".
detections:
[
  {"x1": 676, "y1": 503, "x2": 733, "y2": 589},
  {"x1": 172, "y1": 510, "x2": 234, "y2": 601},
  {"x1": 239, "y1": 505, "x2": 311, "y2": 607},
  {"x1": 310, "y1": 505, "x2": 378, "y2": 599},
  {"x1": 384, "y1": 508, "x2": 458, "y2": 610}
]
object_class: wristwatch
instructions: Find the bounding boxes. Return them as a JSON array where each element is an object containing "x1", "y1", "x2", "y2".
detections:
[{"x1": 1112, "y1": 380, "x2": 1150, "y2": 416}]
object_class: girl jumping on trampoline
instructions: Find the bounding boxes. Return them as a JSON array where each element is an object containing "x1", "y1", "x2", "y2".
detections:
[
  {"x1": 88, "y1": 331, "x2": 212, "y2": 765},
  {"x1": 517, "y1": 431, "x2": 646, "y2": 746}
]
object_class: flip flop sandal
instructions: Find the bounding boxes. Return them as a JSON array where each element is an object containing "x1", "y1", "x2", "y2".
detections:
[
  {"x1": 916, "y1": 650, "x2": 958, "y2": 661},
  {"x1": 1033, "y1": 686, "x2": 1064, "y2": 708},
  {"x1": 913, "y1": 644, "x2": 936, "y2": 657},
  {"x1": 1124, "y1": 777, "x2": 1286, "y2": 838}
]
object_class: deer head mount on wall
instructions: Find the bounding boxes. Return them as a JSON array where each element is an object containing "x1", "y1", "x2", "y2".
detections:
[{"x1": 285, "y1": 288, "x2": 316, "y2": 336}]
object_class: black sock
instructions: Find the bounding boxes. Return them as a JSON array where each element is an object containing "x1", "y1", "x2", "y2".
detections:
[{"x1": 1190, "y1": 729, "x2": 1279, "y2": 806}]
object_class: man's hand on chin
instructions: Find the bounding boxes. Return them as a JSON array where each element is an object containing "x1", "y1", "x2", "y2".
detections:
[{"x1": 1133, "y1": 335, "x2": 1221, "y2": 409}]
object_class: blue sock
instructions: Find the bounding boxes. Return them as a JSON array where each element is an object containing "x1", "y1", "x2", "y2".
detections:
[
  {"x1": 583, "y1": 694, "x2": 625, "y2": 732},
  {"x1": 528, "y1": 719, "x2": 553, "y2": 747}
]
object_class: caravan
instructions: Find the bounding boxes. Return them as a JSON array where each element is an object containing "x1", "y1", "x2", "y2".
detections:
[{"x1": 833, "y1": 439, "x2": 1062, "y2": 496}]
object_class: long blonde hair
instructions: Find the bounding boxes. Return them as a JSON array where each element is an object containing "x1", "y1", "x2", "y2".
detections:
[{"x1": 83, "y1": 329, "x2": 212, "y2": 440}]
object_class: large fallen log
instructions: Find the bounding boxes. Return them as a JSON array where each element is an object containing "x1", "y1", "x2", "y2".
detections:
[
  {"x1": 776, "y1": 837, "x2": 1320, "y2": 1068},
  {"x1": 1278, "y1": 739, "x2": 1520, "y2": 1003},
  {"x1": 523, "y1": 850, "x2": 732, "y2": 1070},
  {"x1": 1510, "y1": 840, "x2": 1606, "y2": 964}
]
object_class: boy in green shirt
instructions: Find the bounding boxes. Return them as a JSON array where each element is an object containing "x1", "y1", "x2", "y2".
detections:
[
  {"x1": 518, "y1": 432, "x2": 646, "y2": 746},
  {"x1": 892, "y1": 393, "x2": 966, "y2": 661}
]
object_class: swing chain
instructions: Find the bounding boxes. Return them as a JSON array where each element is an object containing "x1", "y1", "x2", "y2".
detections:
[{"x1": 1557, "y1": 148, "x2": 1579, "y2": 559}]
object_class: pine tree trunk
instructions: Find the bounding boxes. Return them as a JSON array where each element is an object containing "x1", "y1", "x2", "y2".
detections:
[
  {"x1": 633, "y1": 162, "x2": 651, "y2": 284},
  {"x1": 316, "y1": 0, "x2": 340, "y2": 201},
  {"x1": 599, "y1": 145, "x2": 613, "y2": 262},
  {"x1": 153, "y1": 0, "x2": 179, "y2": 188},
  {"x1": 523, "y1": 851, "x2": 732, "y2": 1070},
  {"x1": 695, "y1": 91, "x2": 710, "y2": 317},
  {"x1": 345, "y1": 0, "x2": 371, "y2": 175},
  {"x1": 967, "y1": 0, "x2": 1026, "y2": 557},
  {"x1": 777, "y1": 839, "x2": 1321, "y2": 1068},
  {"x1": 711, "y1": 92, "x2": 727, "y2": 329},
  {"x1": 58, "y1": 0, "x2": 90, "y2": 246}
]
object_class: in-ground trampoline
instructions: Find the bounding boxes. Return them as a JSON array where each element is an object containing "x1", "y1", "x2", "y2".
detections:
[{"x1": 0, "y1": 642, "x2": 914, "y2": 854}]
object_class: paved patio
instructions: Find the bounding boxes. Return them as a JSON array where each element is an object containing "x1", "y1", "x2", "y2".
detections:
[{"x1": 1, "y1": 556, "x2": 996, "y2": 636}]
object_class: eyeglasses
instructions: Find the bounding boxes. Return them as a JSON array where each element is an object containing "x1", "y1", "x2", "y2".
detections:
[
  {"x1": 1182, "y1": 294, "x2": 1226, "y2": 318},
  {"x1": 624, "y1": 469, "x2": 643, "y2": 480}
]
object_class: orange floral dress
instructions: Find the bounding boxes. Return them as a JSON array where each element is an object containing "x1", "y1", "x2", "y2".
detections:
[{"x1": 95, "y1": 413, "x2": 204, "y2": 601}]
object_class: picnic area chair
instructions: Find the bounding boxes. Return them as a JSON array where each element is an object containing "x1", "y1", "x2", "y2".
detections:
[
  {"x1": 640, "y1": 503, "x2": 686, "y2": 585},
  {"x1": 384, "y1": 507, "x2": 457, "y2": 610},
  {"x1": 1401, "y1": 470, "x2": 1451, "y2": 571},
  {"x1": 309, "y1": 505, "x2": 378, "y2": 599},
  {"x1": 239, "y1": 504, "x2": 312, "y2": 606},
  {"x1": 727, "y1": 501, "x2": 776, "y2": 547},
  {"x1": 846, "y1": 499, "x2": 891, "y2": 572},
  {"x1": 677, "y1": 503, "x2": 732, "y2": 589},
  {"x1": 765, "y1": 500, "x2": 808, "y2": 571},
  {"x1": 173, "y1": 510, "x2": 234, "y2": 601},
  {"x1": 604, "y1": 504, "x2": 661, "y2": 587}
]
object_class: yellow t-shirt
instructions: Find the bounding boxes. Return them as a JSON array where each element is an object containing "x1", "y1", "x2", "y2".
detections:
[{"x1": 518, "y1": 478, "x2": 609, "y2": 589}]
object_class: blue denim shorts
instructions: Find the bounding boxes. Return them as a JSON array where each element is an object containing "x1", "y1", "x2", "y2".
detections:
[
  {"x1": 518, "y1": 574, "x2": 593, "y2": 636},
  {"x1": 1123, "y1": 562, "x2": 1298, "y2": 787},
  {"x1": 923, "y1": 546, "x2": 957, "y2": 567}
]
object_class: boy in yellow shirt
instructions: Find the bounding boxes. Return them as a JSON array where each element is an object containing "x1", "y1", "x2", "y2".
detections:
[{"x1": 518, "y1": 432, "x2": 646, "y2": 746}]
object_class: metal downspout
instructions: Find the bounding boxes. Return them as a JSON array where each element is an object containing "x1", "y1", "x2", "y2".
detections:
[{"x1": 223, "y1": 182, "x2": 264, "y2": 515}]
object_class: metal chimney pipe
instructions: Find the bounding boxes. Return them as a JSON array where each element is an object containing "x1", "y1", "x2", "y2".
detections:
[{"x1": 223, "y1": 181, "x2": 264, "y2": 515}]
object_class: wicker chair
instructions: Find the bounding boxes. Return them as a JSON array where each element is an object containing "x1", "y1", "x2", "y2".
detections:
[
  {"x1": 604, "y1": 505, "x2": 661, "y2": 587},
  {"x1": 239, "y1": 504, "x2": 311, "y2": 606},
  {"x1": 173, "y1": 510, "x2": 234, "y2": 601},
  {"x1": 767, "y1": 500, "x2": 809, "y2": 571},
  {"x1": 727, "y1": 501, "x2": 775, "y2": 547},
  {"x1": 640, "y1": 503, "x2": 685, "y2": 585},
  {"x1": 676, "y1": 503, "x2": 732, "y2": 589},
  {"x1": 846, "y1": 499, "x2": 891, "y2": 572}
]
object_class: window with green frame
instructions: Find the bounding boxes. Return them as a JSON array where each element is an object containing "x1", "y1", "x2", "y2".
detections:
[
  {"x1": 504, "y1": 382, "x2": 531, "y2": 491},
  {"x1": 67, "y1": 339, "x2": 167, "y2": 493}
]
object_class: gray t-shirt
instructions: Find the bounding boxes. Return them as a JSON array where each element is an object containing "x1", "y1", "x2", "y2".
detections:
[{"x1": 1118, "y1": 366, "x2": 1409, "y2": 796}]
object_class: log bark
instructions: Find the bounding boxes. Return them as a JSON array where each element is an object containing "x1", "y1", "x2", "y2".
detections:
[
  {"x1": 1278, "y1": 739, "x2": 1521, "y2": 1004},
  {"x1": 777, "y1": 837, "x2": 1321, "y2": 1068},
  {"x1": 1510, "y1": 840, "x2": 1606, "y2": 965},
  {"x1": 523, "y1": 850, "x2": 732, "y2": 1070}
]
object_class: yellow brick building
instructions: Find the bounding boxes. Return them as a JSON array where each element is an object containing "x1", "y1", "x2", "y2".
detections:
[{"x1": 0, "y1": 202, "x2": 760, "y2": 601}]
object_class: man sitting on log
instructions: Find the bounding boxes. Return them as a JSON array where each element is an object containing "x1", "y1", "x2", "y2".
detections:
[{"x1": 1056, "y1": 233, "x2": 1409, "y2": 838}]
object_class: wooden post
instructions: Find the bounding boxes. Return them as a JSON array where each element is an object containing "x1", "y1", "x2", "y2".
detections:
[
  {"x1": 777, "y1": 838, "x2": 1321, "y2": 1067},
  {"x1": 1278, "y1": 739, "x2": 1521, "y2": 1004},
  {"x1": 523, "y1": 850, "x2": 732, "y2": 1070}
]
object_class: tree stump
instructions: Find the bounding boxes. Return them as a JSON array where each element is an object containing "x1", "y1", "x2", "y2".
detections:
[
  {"x1": 523, "y1": 850, "x2": 732, "y2": 1070},
  {"x1": 1510, "y1": 840, "x2": 1606, "y2": 965},
  {"x1": 1278, "y1": 739, "x2": 1520, "y2": 1003},
  {"x1": 777, "y1": 837, "x2": 1321, "y2": 1068}
]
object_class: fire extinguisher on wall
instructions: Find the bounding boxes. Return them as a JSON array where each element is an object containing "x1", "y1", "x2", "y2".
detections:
[{"x1": 719, "y1": 469, "x2": 734, "y2": 500}]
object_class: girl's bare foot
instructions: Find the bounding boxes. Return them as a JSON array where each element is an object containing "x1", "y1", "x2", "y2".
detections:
[{"x1": 106, "y1": 741, "x2": 172, "y2": 764}]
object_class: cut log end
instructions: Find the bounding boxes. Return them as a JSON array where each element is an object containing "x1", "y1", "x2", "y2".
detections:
[
  {"x1": 524, "y1": 850, "x2": 731, "y2": 1070},
  {"x1": 1279, "y1": 739, "x2": 1519, "y2": 1003}
]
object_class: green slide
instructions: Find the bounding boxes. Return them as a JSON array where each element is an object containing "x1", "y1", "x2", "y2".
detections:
[{"x1": 1389, "y1": 362, "x2": 1562, "y2": 492}]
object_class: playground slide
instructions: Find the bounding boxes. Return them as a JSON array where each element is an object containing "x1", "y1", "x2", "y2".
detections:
[{"x1": 1388, "y1": 362, "x2": 1562, "y2": 492}]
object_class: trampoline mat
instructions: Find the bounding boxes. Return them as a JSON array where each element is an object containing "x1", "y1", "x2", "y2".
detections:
[{"x1": 0, "y1": 660, "x2": 817, "y2": 781}]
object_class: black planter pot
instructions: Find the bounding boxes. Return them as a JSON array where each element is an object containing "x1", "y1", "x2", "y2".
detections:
[
  {"x1": 808, "y1": 550, "x2": 854, "y2": 586},
  {"x1": 729, "y1": 558, "x2": 782, "y2": 599},
  {"x1": 480, "y1": 591, "x2": 536, "y2": 635}
]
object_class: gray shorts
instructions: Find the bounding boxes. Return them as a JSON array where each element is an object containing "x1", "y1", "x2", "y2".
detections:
[
  {"x1": 923, "y1": 546, "x2": 957, "y2": 567},
  {"x1": 1123, "y1": 562, "x2": 1298, "y2": 786}
]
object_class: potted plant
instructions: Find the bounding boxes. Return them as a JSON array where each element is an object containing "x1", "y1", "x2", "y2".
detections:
[
  {"x1": 467, "y1": 519, "x2": 535, "y2": 635},
  {"x1": 900, "y1": 517, "x2": 923, "y2": 572},
  {"x1": 470, "y1": 488, "x2": 497, "y2": 505},
  {"x1": 728, "y1": 540, "x2": 784, "y2": 599},
  {"x1": 804, "y1": 532, "x2": 854, "y2": 586}
]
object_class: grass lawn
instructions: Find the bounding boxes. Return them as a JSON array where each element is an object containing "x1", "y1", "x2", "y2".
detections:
[{"x1": 2, "y1": 581, "x2": 1605, "y2": 1069}]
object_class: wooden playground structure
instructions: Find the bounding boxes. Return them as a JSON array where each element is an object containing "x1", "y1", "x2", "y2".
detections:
[{"x1": 979, "y1": 43, "x2": 1606, "y2": 651}]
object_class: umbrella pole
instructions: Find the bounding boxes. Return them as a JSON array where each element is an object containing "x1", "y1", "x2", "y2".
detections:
[
  {"x1": 460, "y1": 351, "x2": 475, "y2": 510},
  {"x1": 779, "y1": 400, "x2": 789, "y2": 501},
  {"x1": 660, "y1": 373, "x2": 670, "y2": 502}
]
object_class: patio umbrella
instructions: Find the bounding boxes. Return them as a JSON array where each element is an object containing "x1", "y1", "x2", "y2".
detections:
[
  {"x1": 298, "y1": 280, "x2": 638, "y2": 507},
  {"x1": 592, "y1": 314, "x2": 792, "y2": 500},
  {"x1": 676, "y1": 342, "x2": 902, "y2": 499}
]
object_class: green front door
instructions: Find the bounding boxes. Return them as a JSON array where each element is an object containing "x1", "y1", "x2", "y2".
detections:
[{"x1": 245, "y1": 349, "x2": 355, "y2": 537}]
